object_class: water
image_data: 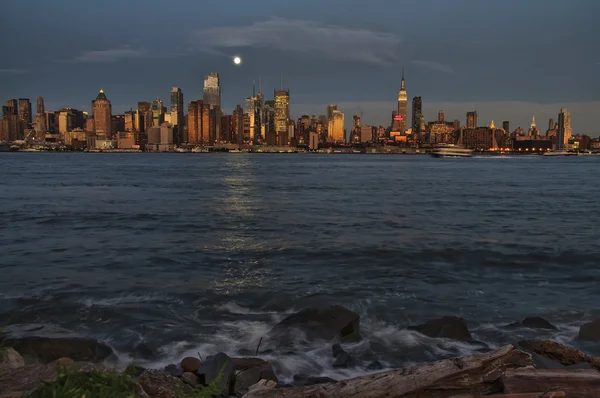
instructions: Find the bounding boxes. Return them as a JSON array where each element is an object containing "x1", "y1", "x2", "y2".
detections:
[{"x1": 1, "y1": 153, "x2": 600, "y2": 380}]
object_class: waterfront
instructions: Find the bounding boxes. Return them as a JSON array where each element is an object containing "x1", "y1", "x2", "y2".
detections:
[{"x1": 1, "y1": 153, "x2": 600, "y2": 381}]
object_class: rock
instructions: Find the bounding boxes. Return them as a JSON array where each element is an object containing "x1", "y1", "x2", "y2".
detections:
[
  {"x1": 407, "y1": 316, "x2": 472, "y2": 341},
  {"x1": 138, "y1": 369, "x2": 183, "y2": 398},
  {"x1": 331, "y1": 344, "x2": 353, "y2": 368},
  {"x1": 52, "y1": 357, "x2": 74, "y2": 368},
  {"x1": 181, "y1": 372, "x2": 199, "y2": 387},
  {"x1": 518, "y1": 339, "x2": 600, "y2": 371},
  {"x1": 164, "y1": 364, "x2": 183, "y2": 378},
  {"x1": 508, "y1": 316, "x2": 556, "y2": 330},
  {"x1": 269, "y1": 305, "x2": 360, "y2": 343},
  {"x1": 234, "y1": 361, "x2": 278, "y2": 397},
  {"x1": 0, "y1": 392, "x2": 24, "y2": 398},
  {"x1": 578, "y1": 319, "x2": 600, "y2": 341},
  {"x1": 6, "y1": 336, "x2": 114, "y2": 363},
  {"x1": 196, "y1": 352, "x2": 236, "y2": 396},
  {"x1": 0, "y1": 348, "x2": 25, "y2": 370},
  {"x1": 180, "y1": 356, "x2": 202, "y2": 373},
  {"x1": 292, "y1": 374, "x2": 338, "y2": 387},
  {"x1": 0, "y1": 364, "x2": 57, "y2": 394},
  {"x1": 233, "y1": 357, "x2": 268, "y2": 371},
  {"x1": 366, "y1": 360, "x2": 383, "y2": 370},
  {"x1": 242, "y1": 379, "x2": 277, "y2": 397},
  {"x1": 331, "y1": 344, "x2": 344, "y2": 358},
  {"x1": 131, "y1": 342, "x2": 156, "y2": 360}
]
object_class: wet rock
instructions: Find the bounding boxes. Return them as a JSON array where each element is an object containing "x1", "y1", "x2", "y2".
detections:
[
  {"x1": 578, "y1": 319, "x2": 600, "y2": 341},
  {"x1": 131, "y1": 342, "x2": 156, "y2": 360},
  {"x1": 366, "y1": 360, "x2": 383, "y2": 370},
  {"x1": 138, "y1": 369, "x2": 183, "y2": 398},
  {"x1": 269, "y1": 305, "x2": 360, "y2": 344},
  {"x1": 242, "y1": 379, "x2": 277, "y2": 396},
  {"x1": 233, "y1": 357, "x2": 268, "y2": 371},
  {"x1": 6, "y1": 336, "x2": 113, "y2": 363},
  {"x1": 407, "y1": 316, "x2": 472, "y2": 341},
  {"x1": 331, "y1": 344, "x2": 353, "y2": 368},
  {"x1": 196, "y1": 352, "x2": 235, "y2": 396},
  {"x1": 180, "y1": 356, "x2": 202, "y2": 373},
  {"x1": 0, "y1": 348, "x2": 25, "y2": 370},
  {"x1": 518, "y1": 339, "x2": 600, "y2": 371},
  {"x1": 51, "y1": 357, "x2": 74, "y2": 368},
  {"x1": 234, "y1": 361, "x2": 278, "y2": 397},
  {"x1": 164, "y1": 364, "x2": 183, "y2": 378},
  {"x1": 181, "y1": 372, "x2": 198, "y2": 387},
  {"x1": 0, "y1": 364, "x2": 57, "y2": 394},
  {"x1": 508, "y1": 316, "x2": 556, "y2": 330},
  {"x1": 292, "y1": 374, "x2": 337, "y2": 386}
]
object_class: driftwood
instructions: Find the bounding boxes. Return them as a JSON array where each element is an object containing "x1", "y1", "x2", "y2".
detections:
[
  {"x1": 243, "y1": 345, "x2": 533, "y2": 398},
  {"x1": 503, "y1": 368, "x2": 600, "y2": 397}
]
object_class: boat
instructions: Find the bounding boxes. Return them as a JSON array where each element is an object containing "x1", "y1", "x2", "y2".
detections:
[
  {"x1": 430, "y1": 144, "x2": 473, "y2": 158},
  {"x1": 543, "y1": 150, "x2": 574, "y2": 156}
]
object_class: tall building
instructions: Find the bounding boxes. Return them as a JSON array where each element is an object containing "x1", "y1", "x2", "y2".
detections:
[
  {"x1": 548, "y1": 118, "x2": 554, "y2": 131},
  {"x1": 397, "y1": 69, "x2": 407, "y2": 133},
  {"x1": 19, "y1": 99, "x2": 32, "y2": 124},
  {"x1": 233, "y1": 104, "x2": 244, "y2": 144},
  {"x1": 328, "y1": 110, "x2": 345, "y2": 143},
  {"x1": 34, "y1": 96, "x2": 47, "y2": 136},
  {"x1": 170, "y1": 87, "x2": 184, "y2": 144},
  {"x1": 502, "y1": 121, "x2": 510, "y2": 133},
  {"x1": 262, "y1": 100, "x2": 275, "y2": 135},
  {"x1": 245, "y1": 83, "x2": 263, "y2": 142},
  {"x1": 557, "y1": 108, "x2": 572, "y2": 149},
  {"x1": 411, "y1": 96, "x2": 422, "y2": 133},
  {"x1": 5, "y1": 99, "x2": 18, "y2": 116},
  {"x1": 151, "y1": 99, "x2": 165, "y2": 127},
  {"x1": 203, "y1": 73, "x2": 221, "y2": 108},
  {"x1": 37, "y1": 96, "x2": 45, "y2": 115},
  {"x1": 137, "y1": 102, "x2": 152, "y2": 132},
  {"x1": 187, "y1": 100, "x2": 217, "y2": 145},
  {"x1": 327, "y1": 104, "x2": 337, "y2": 120},
  {"x1": 92, "y1": 90, "x2": 112, "y2": 137},
  {"x1": 274, "y1": 89, "x2": 290, "y2": 133},
  {"x1": 467, "y1": 111, "x2": 477, "y2": 128},
  {"x1": 437, "y1": 110, "x2": 445, "y2": 122}
]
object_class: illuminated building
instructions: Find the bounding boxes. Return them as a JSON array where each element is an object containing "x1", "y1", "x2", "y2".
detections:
[
  {"x1": 5, "y1": 99, "x2": 17, "y2": 116},
  {"x1": 274, "y1": 89, "x2": 290, "y2": 134},
  {"x1": 397, "y1": 69, "x2": 407, "y2": 133},
  {"x1": 92, "y1": 90, "x2": 112, "y2": 137},
  {"x1": 327, "y1": 104, "x2": 337, "y2": 120},
  {"x1": 187, "y1": 100, "x2": 211, "y2": 145},
  {"x1": 245, "y1": 83, "x2": 263, "y2": 142},
  {"x1": 467, "y1": 111, "x2": 477, "y2": 128},
  {"x1": 411, "y1": 96, "x2": 422, "y2": 133},
  {"x1": 151, "y1": 98, "x2": 165, "y2": 127},
  {"x1": 233, "y1": 105, "x2": 244, "y2": 144},
  {"x1": 328, "y1": 109, "x2": 345, "y2": 143},
  {"x1": 137, "y1": 102, "x2": 152, "y2": 132},
  {"x1": 437, "y1": 110, "x2": 445, "y2": 123},
  {"x1": 203, "y1": 73, "x2": 220, "y2": 108},
  {"x1": 34, "y1": 96, "x2": 47, "y2": 139},
  {"x1": 557, "y1": 107, "x2": 572, "y2": 149},
  {"x1": 124, "y1": 110, "x2": 136, "y2": 132},
  {"x1": 502, "y1": 121, "x2": 510, "y2": 133},
  {"x1": 170, "y1": 87, "x2": 184, "y2": 144},
  {"x1": 360, "y1": 125, "x2": 374, "y2": 143},
  {"x1": 309, "y1": 132, "x2": 319, "y2": 150},
  {"x1": 528, "y1": 115, "x2": 540, "y2": 137},
  {"x1": 18, "y1": 99, "x2": 32, "y2": 124}
]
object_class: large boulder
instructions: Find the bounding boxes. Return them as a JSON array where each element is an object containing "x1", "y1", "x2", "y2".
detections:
[
  {"x1": 138, "y1": 369, "x2": 184, "y2": 398},
  {"x1": 508, "y1": 316, "x2": 556, "y2": 330},
  {"x1": 180, "y1": 357, "x2": 202, "y2": 373},
  {"x1": 331, "y1": 344, "x2": 354, "y2": 368},
  {"x1": 578, "y1": 319, "x2": 600, "y2": 341},
  {"x1": 0, "y1": 364, "x2": 57, "y2": 395},
  {"x1": 233, "y1": 360, "x2": 278, "y2": 397},
  {"x1": 0, "y1": 348, "x2": 25, "y2": 370},
  {"x1": 196, "y1": 352, "x2": 236, "y2": 396},
  {"x1": 269, "y1": 305, "x2": 360, "y2": 344},
  {"x1": 407, "y1": 316, "x2": 472, "y2": 341},
  {"x1": 3, "y1": 324, "x2": 113, "y2": 363},
  {"x1": 518, "y1": 339, "x2": 600, "y2": 371}
]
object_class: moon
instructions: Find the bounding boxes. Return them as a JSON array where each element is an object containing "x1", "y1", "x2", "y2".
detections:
[{"x1": 233, "y1": 56, "x2": 242, "y2": 65}]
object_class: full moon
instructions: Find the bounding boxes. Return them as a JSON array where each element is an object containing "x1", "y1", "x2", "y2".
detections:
[{"x1": 233, "y1": 56, "x2": 242, "y2": 65}]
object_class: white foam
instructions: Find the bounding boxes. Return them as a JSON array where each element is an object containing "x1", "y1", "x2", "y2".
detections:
[{"x1": 79, "y1": 293, "x2": 183, "y2": 307}]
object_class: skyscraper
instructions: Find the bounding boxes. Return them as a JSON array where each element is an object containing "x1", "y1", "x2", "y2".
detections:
[
  {"x1": 203, "y1": 73, "x2": 221, "y2": 108},
  {"x1": 438, "y1": 110, "x2": 445, "y2": 122},
  {"x1": 37, "y1": 96, "x2": 45, "y2": 115},
  {"x1": 262, "y1": 100, "x2": 275, "y2": 135},
  {"x1": 170, "y1": 87, "x2": 184, "y2": 144},
  {"x1": 397, "y1": 69, "x2": 407, "y2": 133},
  {"x1": 92, "y1": 90, "x2": 112, "y2": 137},
  {"x1": 5, "y1": 99, "x2": 18, "y2": 116},
  {"x1": 557, "y1": 108, "x2": 572, "y2": 149},
  {"x1": 187, "y1": 100, "x2": 217, "y2": 145},
  {"x1": 151, "y1": 98, "x2": 165, "y2": 127},
  {"x1": 467, "y1": 111, "x2": 477, "y2": 128},
  {"x1": 327, "y1": 104, "x2": 337, "y2": 120},
  {"x1": 35, "y1": 97, "x2": 47, "y2": 137},
  {"x1": 233, "y1": 105, "x2": 244, "y2": 144},
  {"x1": 137, "y1": 102, "x2": 151, "y2": 133},
  {"x1": 502, "y1": 121, "x2": 510, "y2": 133},
  {"x1": 274, "y1": 89, "x2": 290, "y2": 134},
  {"x1": 18, "y1": 99, "x2": 32, "y2": 124},
  {"x1": 411, "y1": 96, "x2": 422, "y2": 133},
  {"x1": 328, "y1": 110, "x2": 345, "y2": 143}
]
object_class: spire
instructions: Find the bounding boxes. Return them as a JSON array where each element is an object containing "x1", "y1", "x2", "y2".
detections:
[
  {"x1": 401, "y1": 68, "x2": 405, "y2": 90},
  {"x1": 531, "y1": 114, "x2": 536, "y2": 128},
  {"x1": 252, "y1": 80, "x2": 256, "y2": 97}
]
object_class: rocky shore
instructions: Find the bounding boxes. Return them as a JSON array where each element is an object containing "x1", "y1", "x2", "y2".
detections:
[{"x1": 2, "y1": 305, "x2": 600, "y2": 397}]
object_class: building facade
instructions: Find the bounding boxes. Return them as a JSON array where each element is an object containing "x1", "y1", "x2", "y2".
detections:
[
  {"x1": 411, "y1": 96, "x2": 422, "y2": 133},
  {"x1": 396, "y1": 70, "x2": 407, "y2": 133},
  {"x1": 203, "y1": 73, "x2": 221, "y2": 108},
  {"x1": 466, "y1": 111, "x2": 477, "y2": 128},
  {"x1": 328, "y1": 110, "x2": 345, "y2": 143},
  {"x1": 274, "y1": 89, "x2": 290, "y2": 134},
  {"x1": 557, "y1": 107, "x2": 572, "y2": 149},
  {"x1": 92, "y1": 90, "x2": 112, "y2": 137},
  {"x1": 19, "y1": 99, "x2": 32, "y2": 124}
]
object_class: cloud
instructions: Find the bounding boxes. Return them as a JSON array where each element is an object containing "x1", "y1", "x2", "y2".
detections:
[
  {"x1": 0, "y1": 68, "x2": 28, "y2": 74},
  {"x1": 64, "y1": 46, "x2": 148, "y2": 63},
  {"x1": 191, "y1": 18, "x2": 402, "y2": 65},
  {"x1": 411, "y1": 60, "x2": 454, "y2": 74}
]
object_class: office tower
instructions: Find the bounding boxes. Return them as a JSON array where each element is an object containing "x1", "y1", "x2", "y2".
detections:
[
  {"x1": 353, "y1": 114, "x2": 361, "y2": 128},
  {"x1": 328, "y1": 110, "x2": 345, "y2": 142},
  {"x1": 5, "y1": 99, "x2": 18, "y2": 116},
  {"x1": 233, "y1": 104, "x2": 244, "y2": 144},
  {"x1": 557, "y1": 108, "x2": 572, "y2": 149},
  {"x1": 397, "y1": 69, "x2": 407, "y2": 133},
  {"x1": 112, "y1": 115, "x2": 125, "y2": 135},
  {"x1": 18, "y1": 99, "x2": 32, "y2": 124},
  {"x1": 124, "y1": 110, "x2": 136, "y2": 132},
  {"x1": 203, "y1": 73, "x2": 221, "y2": 108},
  {"x1": 187, "y1": 100, "x2": 217, "y2": 145},
  {"x1": 137, "y1": 102, "x2": 152, "y2": 132},
  {"x1": 467, "y1": 111, "x2": 477, "y2": 128},
  {"x1": 37, "y1": 96, "x2": 44, "y2": 115},
  {"x1": 245, "y1": 83, "x2": 263, "y2": 142},
  {"x1": 92, "y1": 90, "x2": 112, "y2": 137},
  {"x1": 548, "y1": 118, "x2": 554, "y2": 131},
  {"x1": 437, "y1": 110, "x2": 445, "y2": 123},
  {"x1": 170, "y1": 87, "x2": 184, "y2": 144},
  {"x1": 502, "y1": 121, "x2": 510, "y2": 132},
  {"x1": 151, "y1": 99, "x2": 165, "y2": 127},
  {"x1": 327, "y1": 104, "x2": 337, "y2": 120},
  {"x1": 411, "y1": 96, "x2": 422, "y2": 133},
  {"x1": 274, "y1": 89, "x2": 290, "y2": 133},
  {"x1": 262, "y1": 100, "x2": 275, "y2": 136},
  {"x1": 453, "y1": 119, "x2": 460, "y2": 130}
]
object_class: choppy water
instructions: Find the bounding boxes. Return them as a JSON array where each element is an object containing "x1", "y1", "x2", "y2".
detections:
[{"x1": 1, "y1": 153, "x2": 600, "y2": 380}]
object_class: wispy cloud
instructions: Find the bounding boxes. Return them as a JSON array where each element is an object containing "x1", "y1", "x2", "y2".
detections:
[
  {"x1": 0, "y1": 68, "x2": 28, "y2": 74},
  {"x1": 191, "y1": 18, "x2": 403, "y2": 65},
  {"x1": 411, "y1": 60, "x2": 454, "y2": 74},
  {"x1": 63, "y1": 46, "x2": 148, "y2": 63}
]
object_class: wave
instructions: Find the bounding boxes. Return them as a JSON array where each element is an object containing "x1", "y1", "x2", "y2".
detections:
[
  {"x1": 217, "y1": 302, "x2": 296, "y2": 316},
  {"x1": 78, "y1": 293, "x2": 184, "y2": 307}
]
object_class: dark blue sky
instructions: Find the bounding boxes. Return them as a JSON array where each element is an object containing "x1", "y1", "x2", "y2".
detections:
[{"x1": 1, "y1": 0, "x2": 598, "y2": 134}]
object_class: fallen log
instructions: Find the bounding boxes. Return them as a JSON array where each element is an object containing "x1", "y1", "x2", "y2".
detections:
[
  {"x1": 503, "y1": 368, "x2": 600, "y2": 398},
  {"x1": 243, "y1": 345, "x2": 533, "y2": 398}
]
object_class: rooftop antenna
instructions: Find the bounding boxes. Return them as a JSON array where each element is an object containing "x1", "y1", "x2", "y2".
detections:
[{"x1": 253, "y1": 80, "x2": 256, "y2": 97}]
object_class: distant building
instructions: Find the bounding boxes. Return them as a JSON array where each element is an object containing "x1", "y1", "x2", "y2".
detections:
[
  {"x1": 151, "y1": 98, "x2": 165, "y2": 127},
  {"x1": 309, "y1": 131, "x2": 319, "y2": 150},
  {"x1": 396, "y1": 69, "x2": 407, "y2": 133},
  {"x1": 411, "y1": 96, "x2": 422, "y2": 133},
  {"x1": 466, "y1": 111, "x2": 477, "y2": 128},
  {"x1": 137, "y1": 101, "x2": 152, "y2": 132},
  {"x1": 327, "y1": 104, "x2": 337, "y2": 120},
  {"x1": 170, "y1": 87, "x2": 184, "y2": 145},
  {"x1": 557, "y1": 107, "x2": 572, "y2": 149},
  {"x1": 328, "y1": 110, "x2": 345, "y2": 143},
  {"x1": 19, "y1": 99, "x2": 32, "y2": 124},
  {"x1": 437, "y1": 110, "x2": 445, "y2": 123},
  {"x1": 117, "y1": 132, "x2": 136, "y2": 149},
  {"x1": 274, "y1": 89, "x2": 290, "y2": 134},
  {"x1": 360, "y1": 125, "x2": 374, "y2": 143},
  {"x1": 111, "y1": 115, "x2": 125, "y2": 135},
  {"x1": 187, "y1": 100, "x2": 218, "y2": 145},
  {"x1": 92, "y1": 90, "x2": 112, "y2": 137},
  {"x1": 233, "y1": 105, "x2": 244, "y2": 144},
  {"x1": 203, "y1": 73, "x2": 220, "y2": 108},
  {"x1": 502, "y1": 121, "x2": 510, "y2": 133}
]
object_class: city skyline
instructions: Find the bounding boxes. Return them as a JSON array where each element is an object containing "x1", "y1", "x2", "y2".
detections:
[{"x1": 1, "y1": 0, "x2": 599, "y2": 135}]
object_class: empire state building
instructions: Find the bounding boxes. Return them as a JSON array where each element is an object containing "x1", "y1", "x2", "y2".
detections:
[{"x1": 397, "y1": 69, "x2": 407, "y2": 134}]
